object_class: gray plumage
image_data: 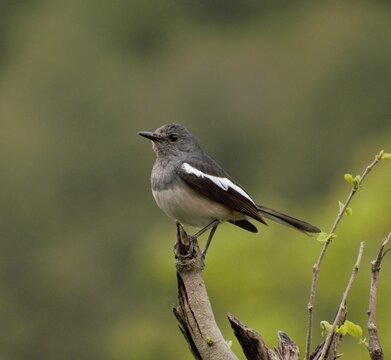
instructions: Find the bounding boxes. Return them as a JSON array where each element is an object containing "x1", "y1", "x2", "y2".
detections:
[{"x1": 139, "y1": 124, "x2": 320, "y2": 247}]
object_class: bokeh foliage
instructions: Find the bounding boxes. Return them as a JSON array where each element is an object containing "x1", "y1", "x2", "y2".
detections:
[{"x1": 0, "y1": 1, "x2": 390, "y2": 359}]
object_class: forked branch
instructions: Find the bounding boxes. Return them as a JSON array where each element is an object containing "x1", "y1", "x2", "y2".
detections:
[
  {"x1": 305, "y1": 153, "x2": 383, "y2": 359},
  {"x1": 367, "y1": 231, "x2": 391, "y2": 360},
  {"x1": 173, "y1": 223, "x2": 303, "y2": 360},
  {"x1": 318, "y1": 241, "x2": 365, "y2": 360}
]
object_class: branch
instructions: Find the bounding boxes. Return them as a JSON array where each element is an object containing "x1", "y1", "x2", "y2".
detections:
[
  {"x1": 228, "y1": 314, "x2": 300, "y2": 360},
  {"x1": 173, "y1": 223, "x2": 239, "y2": 360},
  {"x1": 305, "y1": 153, "x2": 382, "y2": 360},
  {"x1": 277, "y1": 331, "x2": 300, "y2": 360},
  {"x1": 318, "y1": 241, "x2": 365, "y2": 360},
  {"x1": 228, "y1": 314, "x2": 279, "y2": 360},
  {"x1": 173, "y1": 224, "x2": 302, "y2": 360},
  {"x1": 309, "y1": 307, "x2": 347, "y2": 360},
  {"x1": 367, "y1": 231, "x2": 391, "y2": 360}
]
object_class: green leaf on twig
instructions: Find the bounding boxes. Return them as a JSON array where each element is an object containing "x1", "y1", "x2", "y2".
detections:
[
  {"x1": 339, "y1": 201, "x2": 352, "y2": 216},
  {"x1": 344, "y1": 173, "x2": 361, "y2": 189},
  {"x1": 323, "y1": 319, "x2": 368, "y2": 347},
  {"x1": 376, "y1": 149, "x2": 391, "y2": 160},
  {"x1": 344, "y1": 320, "x2": 363, "y2": 339},
  {"x1": 317, "y1": 232, "x2": 337, "y2": 243},
  {"x1": 344, "y1": 173, "x2": 354, "y2": 186},
  {"x1": 336, "y1": 320, "x2": 363, "y2": 339},
  {"x1": 320, "y1": 321, "x2": 332, "y2": 337},
  {"x1": 359, "y1": 337, "x2": 369, "y2": 347},
  {"x1": 336, "y1": 324, "x2": 347, "y2": 336},
  {"x1": 376, "y1": 150, "x2": 384, "y2": 160},
  {"x1": 353, "y1": 175, "x2": 361, "y2": 187}
]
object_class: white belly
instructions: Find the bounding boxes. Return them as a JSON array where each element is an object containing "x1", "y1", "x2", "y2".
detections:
[{"x1": 152, "y1": 185, "x2": 244, "y2": 228}]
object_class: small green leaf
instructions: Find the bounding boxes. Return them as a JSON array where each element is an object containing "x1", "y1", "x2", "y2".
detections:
[
  {"x1": 344, "y1": 173, "x2": 361, "y2": 189},
  {"x1": 381, "y1": 152, "x2": 391, "y2": 160},
  {"x1": 359, "y1": 337, "x2": 369, "y2": 347},
  {"x1": 336, "y1": 324, "x2": 347, "y2": 336},
  {"x1": 320, "y1": 321, "x2": 332, "y2": 337},
  {"x1": 317, "y1": 232, "x2": 337, "y2": 243},
  {"x1": 338, "y1": 201, "x2": 353, "y2": 216},
  {"x1": 376, "y1": 149, "x2": 390, "y2": 160},
  {"x1": 344, "y1": 320, "x2": 363, "y2": 339},
  {"x1": 376, "y1": 150, "x2": 385, "y2": 160},
  {"x1": 317, "y1": 232, "x2": 328, "y2": 243},
  {"x1": 344, "y1": 173, "x2": 354, "y2": 186},
  {"x1": 353, "y1": 175, "x2": 361, "y2": 187}
]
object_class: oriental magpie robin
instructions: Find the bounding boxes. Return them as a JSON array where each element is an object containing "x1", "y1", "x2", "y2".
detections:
[{"x1": 138, "y1": 124, "x2": 320, "y2": 258}]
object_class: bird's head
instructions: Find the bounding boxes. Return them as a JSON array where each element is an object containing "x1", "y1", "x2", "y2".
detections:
[{"x1": 138, "y1": 124, "x2": 200, "y2": 158}]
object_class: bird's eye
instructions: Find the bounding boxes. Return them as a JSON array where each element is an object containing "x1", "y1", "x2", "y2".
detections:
[{"x1": 168, "y1": 134, "x2": 178, "y2": 142}]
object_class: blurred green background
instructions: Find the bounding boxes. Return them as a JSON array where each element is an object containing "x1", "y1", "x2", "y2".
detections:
[{"x1": 1, "y1": 1, "x2": 390, "y2": 359}]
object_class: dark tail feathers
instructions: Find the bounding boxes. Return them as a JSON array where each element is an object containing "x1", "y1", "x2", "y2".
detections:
[{"x1": 257, "y1": 205, "x2": 321, "y2": 235}]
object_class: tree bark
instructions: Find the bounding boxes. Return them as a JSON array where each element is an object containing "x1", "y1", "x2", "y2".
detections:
[
  {"x1": 367, "y1": 232, "x2": 390, "y2": 360},
  {"x1": 228, "y1": 314, "x2": 279, "y2": 360},
  {"x1": 173, "y1": 223, "x2": 238, "y2": 360}
]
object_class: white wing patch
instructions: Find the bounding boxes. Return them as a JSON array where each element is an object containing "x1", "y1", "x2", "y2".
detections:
[{"x1": 182, "y1": 162, "x2": 255, "y2": 205}]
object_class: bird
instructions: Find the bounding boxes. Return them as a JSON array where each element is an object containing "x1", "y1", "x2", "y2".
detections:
[{"x1": 138, "y1": 123, "x2": 321, "y2": 258}]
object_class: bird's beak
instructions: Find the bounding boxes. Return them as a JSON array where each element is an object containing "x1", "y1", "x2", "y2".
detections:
[{"x1": 138, "y1": 131, "x2": 161, "y2": 142}]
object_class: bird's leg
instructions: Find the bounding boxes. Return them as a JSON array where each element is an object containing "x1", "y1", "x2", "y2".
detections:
[
  {"x1": 201, "y1": 223, "x2": 219, "y2": 260},
  {"x1": 174, "y1": 220, "x2": 182, "y2": 253},
  {"x1": 175, "y1": 220, "x2": 220, "y2": 258},
  {"x1": 188, "y1": 220, "x2": 220, "y2": 259},
  {"x1": 190, "y1": 220, "x2": 220, "y2": 241}
]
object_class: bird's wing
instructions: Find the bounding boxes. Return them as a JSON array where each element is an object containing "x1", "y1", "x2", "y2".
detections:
[{"x1": 177, "y1": 159, "x2": 266, "y2": 224}]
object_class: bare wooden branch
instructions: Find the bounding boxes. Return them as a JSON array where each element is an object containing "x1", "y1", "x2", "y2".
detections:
[
  {"x1": 228, "y1": 314, "x2": 301, "y2": 360},
  {"x1": 277, "y1": 331, "x2": 300, "y2": 360},
  {"x1": 317, "y1": 241, "x2": 365, "y2": 360},
  {"x1": 228, "y1": 314, "x2": 279, "y2": 360},
  {"x1": 173, "y1": 223, "x2": 239, "y2": 360},
  {"x1": 367, "y1": 231, "x2": 391, "y2": 360},
  {"x1": 305, "y1": 154, "x2": 382, "y2": 359},
  {"x1": 174, "y1": 223, "x2": 303, "y2": 360}
]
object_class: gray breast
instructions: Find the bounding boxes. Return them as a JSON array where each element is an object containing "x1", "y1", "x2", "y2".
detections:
[{"x1": 150, "y1": 159, "x2": 179, "y2": 191}]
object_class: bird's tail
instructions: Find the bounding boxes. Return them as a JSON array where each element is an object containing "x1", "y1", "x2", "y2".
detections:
[{"x1": 257, "y1": 205, "x2": 321, "y2": 234}]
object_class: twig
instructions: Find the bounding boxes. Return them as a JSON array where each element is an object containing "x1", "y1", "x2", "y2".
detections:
[
  {"x1": 318, "y1": 241, "x2": 365, "y2": 360},
  {"x1": 367, "y1": 231, "x2": 391, "y2": 360},
  {"x1": 173, "y1": 223, "x2": 239, "y2": 360},
  {"x1": 304, "y1": 154, "x2": 382, "y2": 359},
  {"x1": 309, "y1": 307, "x2": 347, "y2": 360}
]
